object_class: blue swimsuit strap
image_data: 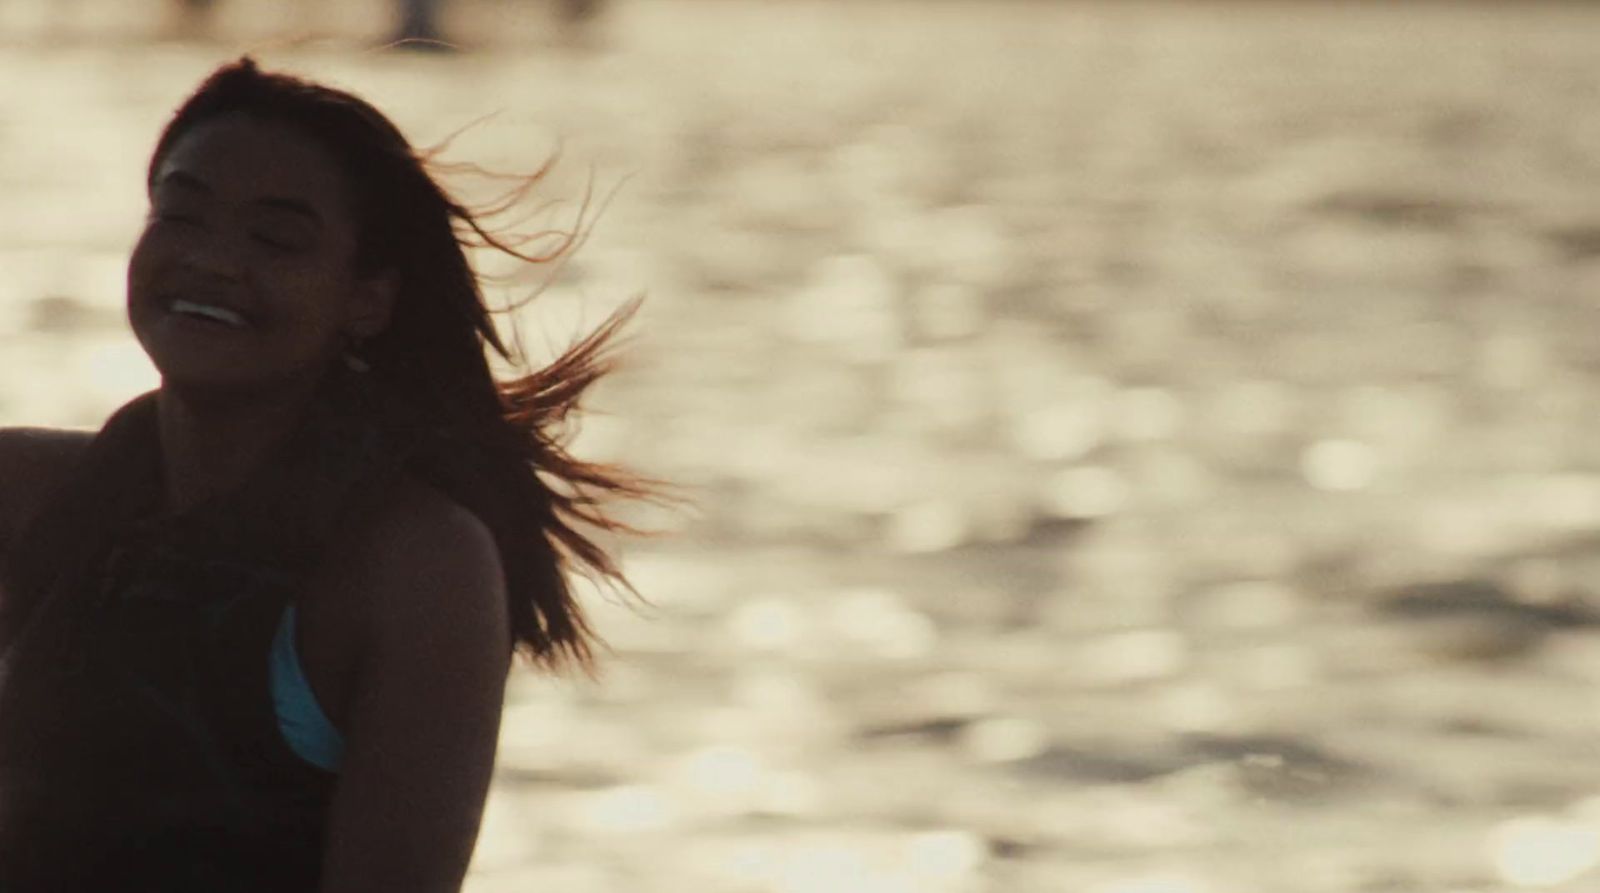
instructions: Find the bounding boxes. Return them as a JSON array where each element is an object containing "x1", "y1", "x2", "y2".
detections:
[{"x1": 268, "y1": 604, "x2": 345, "y2": 772}]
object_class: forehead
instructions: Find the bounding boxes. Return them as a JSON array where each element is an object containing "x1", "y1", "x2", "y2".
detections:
[{"x1": 153, "y1": 113, "x2": 353, "y2": 217}]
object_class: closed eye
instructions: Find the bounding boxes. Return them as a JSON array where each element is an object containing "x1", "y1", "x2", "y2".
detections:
[
  {"x1": 249, "y1": 222, "x2": 313, "y2": 252},
  {"x1": 249, "y1": 209, "x2": 315, "y2": 254},
  {"x1": 252, "y1": 232, "x2": 300, "y2": 252}
]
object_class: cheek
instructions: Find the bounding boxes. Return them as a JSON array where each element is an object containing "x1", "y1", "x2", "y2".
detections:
[
  {"x1": 268, "y1": 264, "x2": 350, "y2": 320},
  {"x1": 126, "y1": 228, "x2": 168, "y2": 311},
  {"x1": 252, "y1": 268, "x2": 358, "y2": 358}
]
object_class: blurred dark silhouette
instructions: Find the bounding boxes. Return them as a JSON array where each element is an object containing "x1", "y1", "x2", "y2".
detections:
[
  {"x1": 172, "y1": 0, "x2": 217, "y2": 39},
  {"x1": 172, "y1": 0, "x2": 448, "y2": 46},
  {"x1": 558, "y1": 0, "x2": 603, "y2": 25},
  {"x1": 169, "y1": 0, "x2": 608, "y2": 46},
  {"x1": 391, "y1": 0, "x2": 446, "y2": 45}
]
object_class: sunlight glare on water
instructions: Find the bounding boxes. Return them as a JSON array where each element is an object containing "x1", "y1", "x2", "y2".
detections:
[
  {"x1": 1300, "y1": 438, "x2": 1379, "y2": 492},
  {"x1": 1090, "y1": 871, "x2": 1213, "y2": 893},
  {"x1": 886, "y1": 498, "x2": 969, "y2": 554},
  {"x1": 903, "y1": 830, "x2": 988, "y2": 881},
  {"x1": 887, "y1": 347, "x2": 989, "y2": 434},
  {"x1": 825, "y1": 587, "x2": 937, "y2": 659},
  {"x1": 786, "y1": 254, "x2": 901, "y2": 361},
  {"x1": 1074, "y1": 629, "x2": 1189, "y2": 686},
  {"x1": 669, "y1": 743, "x2": 768, "y2": 816},
  {"x1": 1113, "y1": 386, "x2": 1185, "y2": 444},
  {"x1": 909, "y1": 671, "x2": 996, "y2": 719},
  {"x1": 760, "y1": 769, "x2": 826, "y2": 817},
  {"x1": 1490, "y1": 815, "x2": 1600, "y2": 888},
  {"x1": 725, "y1": 831, "x2": 991, "y2": 893},
  {"x1": 958, "y1": 715, "x2": 1049, "y2": 764},
  {"x1": 1158, "y1": 681, "x2": 1239, "y2": 734},
  {"x1": 1043, "y1": 465, "x2": 1131, "y2": 520},
  {"x1": 726, "y1": 595, "x2": 809, "y2": 654},
  {"x1": 909, "y1": 281, "x2": 985, "y2": 340},
  {"x1": 574, "y1": 784, "x2": 680, "y2": 835},
  {"x1": 1013, "y1": 401, "x2": 1105, "y2": 463}
]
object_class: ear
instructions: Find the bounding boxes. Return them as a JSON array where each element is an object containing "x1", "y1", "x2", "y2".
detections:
[{"x1": 346, "y1": 269, "x2": 398, "y2": 339}]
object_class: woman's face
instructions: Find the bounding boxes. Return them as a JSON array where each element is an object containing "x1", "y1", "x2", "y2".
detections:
[{"x1": 128, "y1": 112, "x2": 391, "y2": 397}]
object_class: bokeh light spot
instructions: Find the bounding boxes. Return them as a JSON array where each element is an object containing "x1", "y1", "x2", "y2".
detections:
[
  {"x1": 1044, "y1": 465, "x2": 1130, "y2": 519},
  {"x1": 1301, "y1": 439, "x2": 1378, "y2": 491},
  {"x1": 575, "y1": 785, "x2": 678, "y2": 835},
  {"x1": 1491, "y1": 815, "x2": 1600, "y2": 887},
  {"x1": 959, "y1": 715, "x2": 1049, "y2": 764},
  {"x1": 903, "y1": 829, "x2": 988, "y2": 879}
]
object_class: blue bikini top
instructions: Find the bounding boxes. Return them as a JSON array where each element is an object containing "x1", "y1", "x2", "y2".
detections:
[{"x1": 269, "y1": 604, "x2": 344, "y2": 772}]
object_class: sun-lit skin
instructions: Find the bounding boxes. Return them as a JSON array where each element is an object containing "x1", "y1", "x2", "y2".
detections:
[{"x1": 127, "y1": 112, "x2": 391, "y2": 399}]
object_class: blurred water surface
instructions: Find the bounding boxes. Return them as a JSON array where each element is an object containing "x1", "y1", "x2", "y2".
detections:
[{"x1": 7, "y1": 1, "x2": 1600, "y2": 890}]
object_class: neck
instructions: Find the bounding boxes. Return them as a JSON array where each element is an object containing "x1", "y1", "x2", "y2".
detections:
[{"x1": 155, "y1": 377, "x2": 325, "y2": 515}]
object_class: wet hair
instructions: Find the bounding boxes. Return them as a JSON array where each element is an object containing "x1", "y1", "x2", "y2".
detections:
[{"x1": 148, "y1": 56, "x2": 653, "y2": 673}]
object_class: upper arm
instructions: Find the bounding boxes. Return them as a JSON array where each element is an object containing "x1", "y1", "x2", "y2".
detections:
[
  {"x1": 319, "y1": 490, "x2": 512, "y2": 893},
  {"x1": 0, "y1": 427, "x2": 94, "y2": 553}
]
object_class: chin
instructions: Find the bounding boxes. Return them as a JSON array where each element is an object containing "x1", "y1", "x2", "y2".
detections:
[{"x1": 149, "y1": 353, "x2": 329, "y2": 409}]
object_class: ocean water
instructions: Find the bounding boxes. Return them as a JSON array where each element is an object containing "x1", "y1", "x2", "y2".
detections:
[{"x1": 5, "y1": 1, "x2": 1600, "y2": 890}]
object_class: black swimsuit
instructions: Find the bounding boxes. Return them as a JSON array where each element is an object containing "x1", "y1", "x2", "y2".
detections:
[{"x1": 0, "y1": 369, "x2": 417, "y2": 892}]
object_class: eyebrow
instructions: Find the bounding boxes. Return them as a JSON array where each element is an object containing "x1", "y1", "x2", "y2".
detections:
[
  {"x1": 158, "y1": 170, "x2": 211, "y2": 194},
  {"x1": 156, "y1": 170, "x2": 325, "y2": 228}
]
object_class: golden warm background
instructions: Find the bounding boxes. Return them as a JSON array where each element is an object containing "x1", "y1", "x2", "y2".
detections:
[{"x1": 6, "y1": 1, "x2": 1600, "y2": 891}]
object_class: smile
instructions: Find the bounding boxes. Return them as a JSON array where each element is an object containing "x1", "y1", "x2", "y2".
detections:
[{"x1": 169, "y1": 299, "x2": 250, "y2": 329}]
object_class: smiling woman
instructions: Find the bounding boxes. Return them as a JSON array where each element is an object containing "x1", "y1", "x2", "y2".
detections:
[{"x1": 0, "y1": 58, "x2": 654, "y2": 892}]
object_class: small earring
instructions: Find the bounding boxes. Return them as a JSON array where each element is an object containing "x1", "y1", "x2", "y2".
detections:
[{"x1": 344, "y1": 335, "x2": 371, "y2": 374}]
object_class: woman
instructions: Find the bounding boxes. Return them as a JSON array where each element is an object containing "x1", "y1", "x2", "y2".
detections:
[{"x1": 0, "y1": 57, "x2": 646, "y2": 891}]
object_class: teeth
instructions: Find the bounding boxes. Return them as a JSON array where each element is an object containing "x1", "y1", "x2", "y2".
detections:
[{"x1": 171, "y1": 299, "x2": 247, "y2": 328}]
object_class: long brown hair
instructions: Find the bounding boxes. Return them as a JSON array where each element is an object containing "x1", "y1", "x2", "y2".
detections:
[{"x1": 146, "y1": 57, "x2": 654, "y2": 673}]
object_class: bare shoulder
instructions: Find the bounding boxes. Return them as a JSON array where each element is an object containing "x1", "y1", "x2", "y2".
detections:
[
  {"x1": 0, "y1": 426, "x2": 95, "y2": 542},
  {"x1": 297, "y1": 476, "x2": 508, "y2": 731},
  {"x1": 354, "y1": 475, "x2": 502, "y2": 581},
  {"x1": 317, "y1": 476, "x2": 512, "y2": 892},
  {"x1": 329, "y1": 474, "x2": 509, "y2": 642}
]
